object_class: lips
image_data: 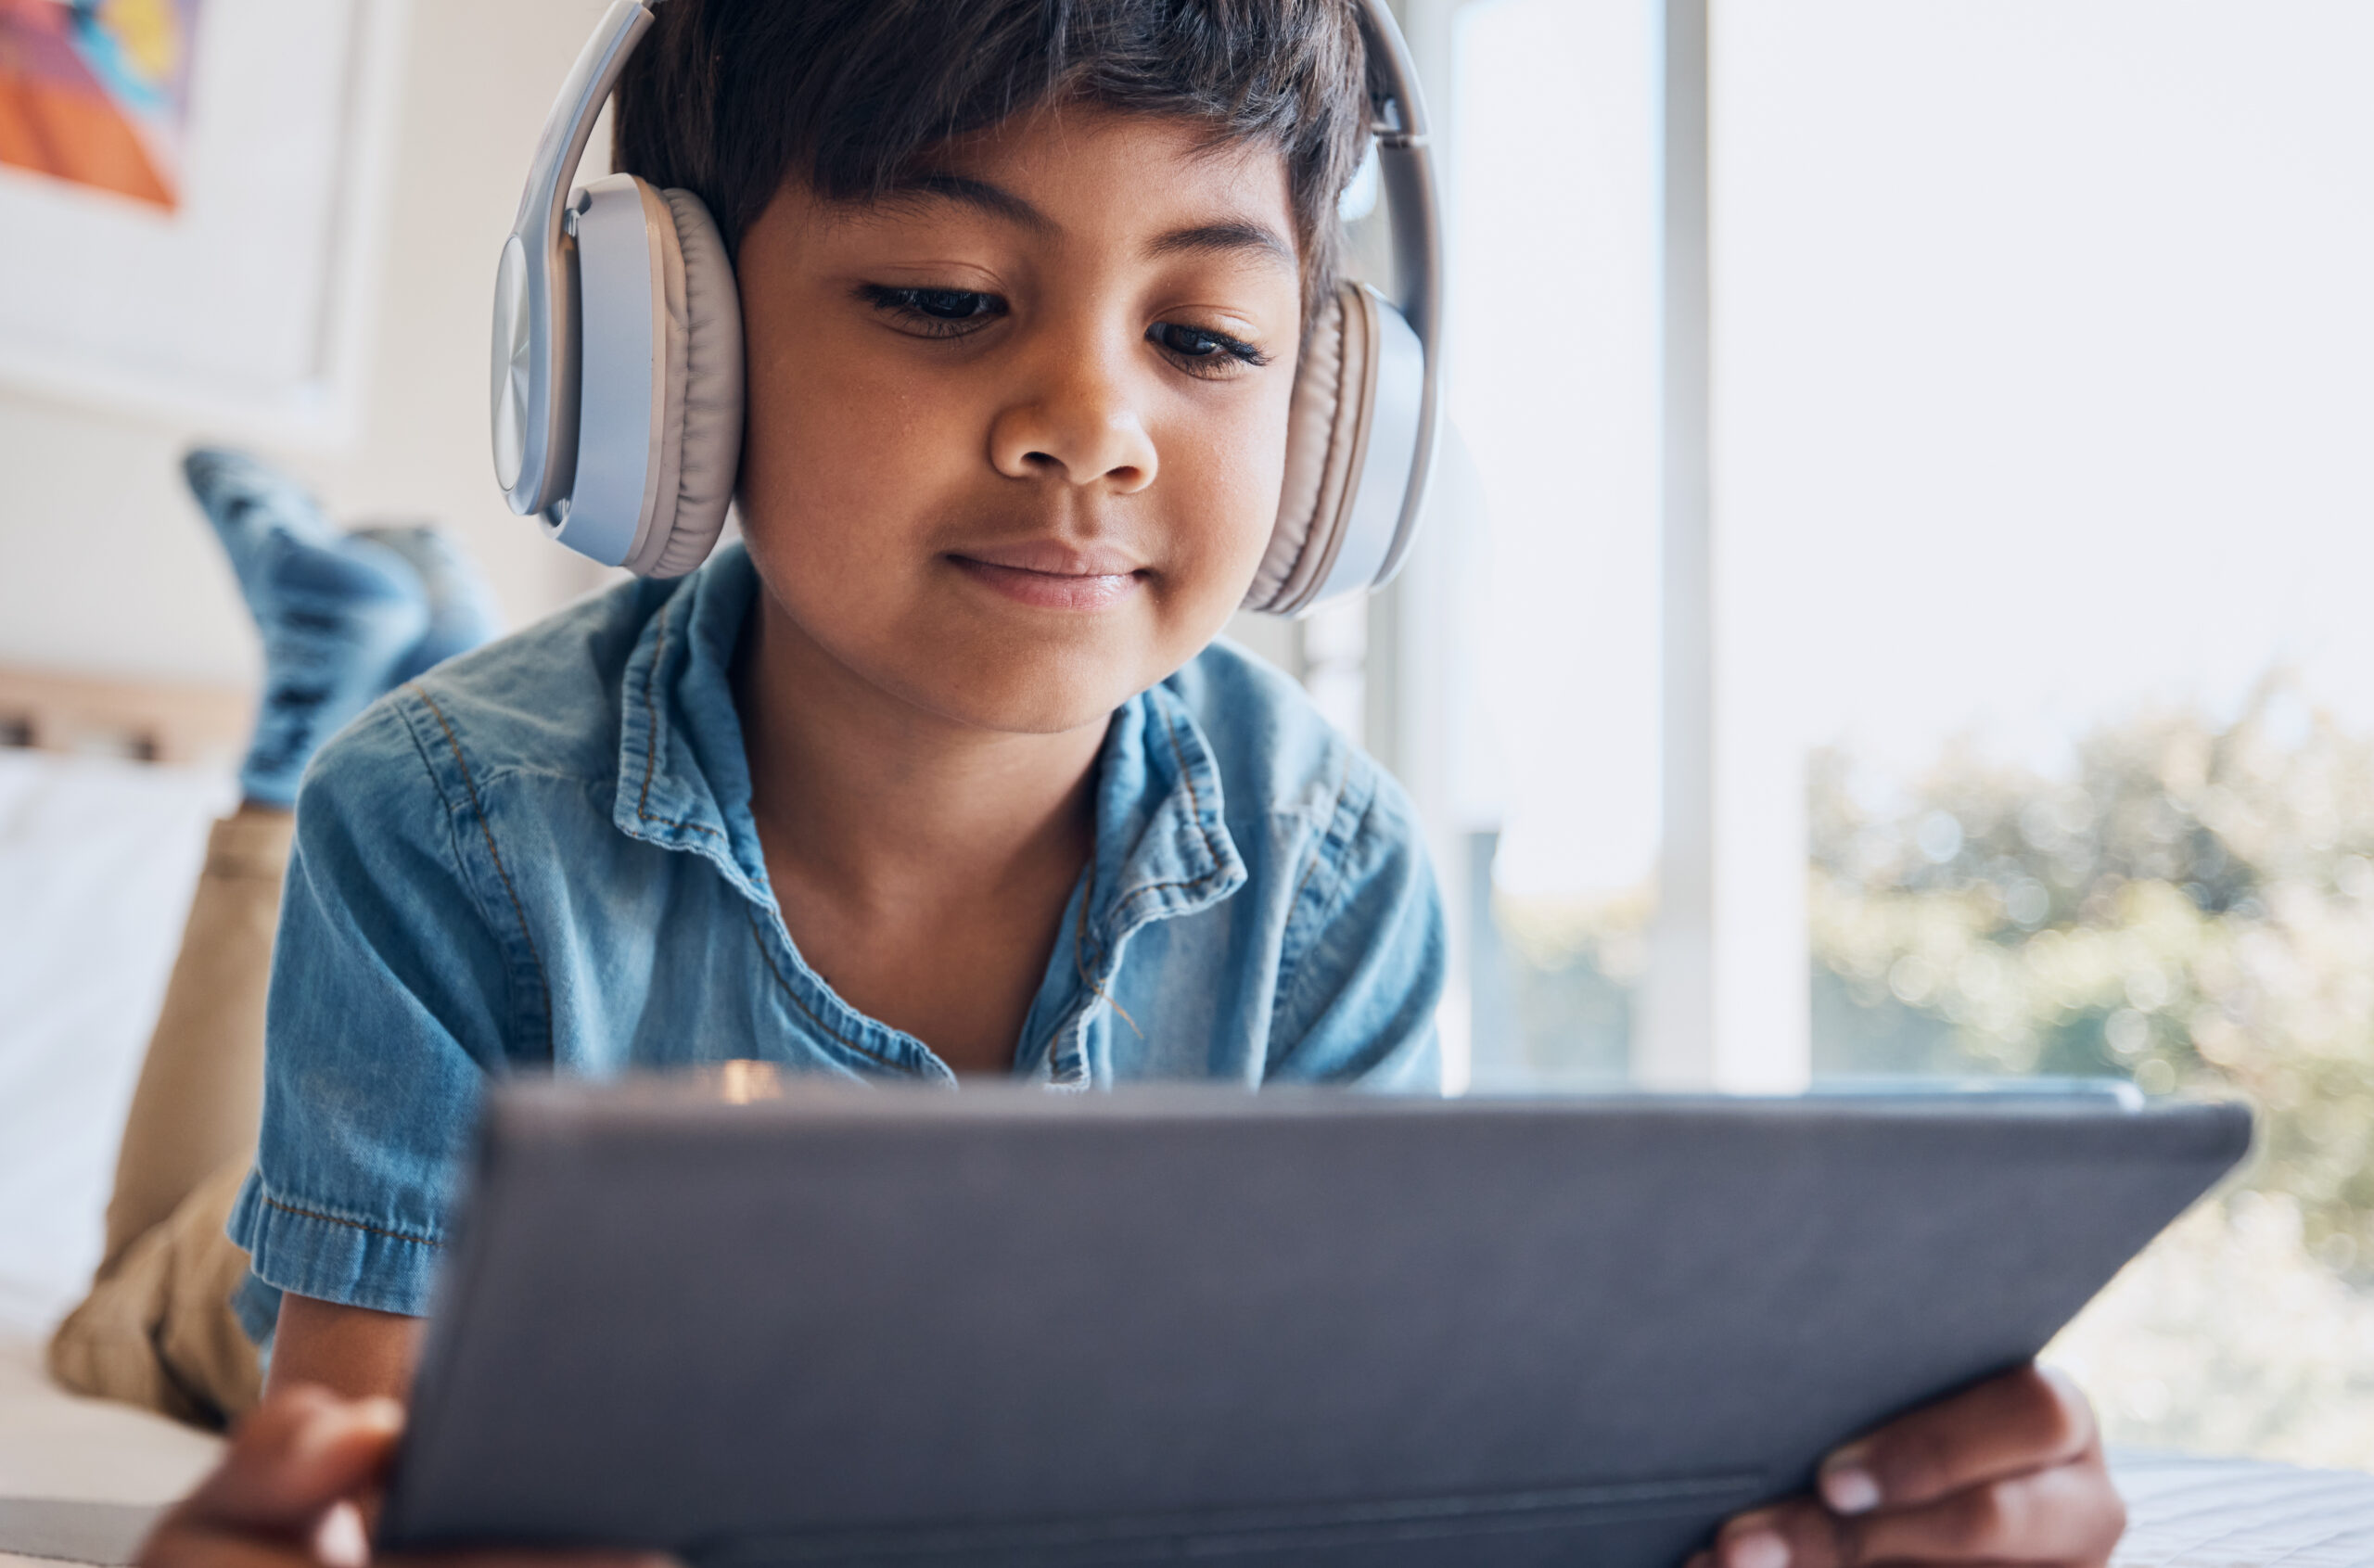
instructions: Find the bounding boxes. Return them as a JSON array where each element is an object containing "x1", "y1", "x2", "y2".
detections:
[
  {"x1": 947, "y1": 540, "x2": 1147, "y2": 611},
  {"x1": 952, "y1": 540, "x2": 1143, "y2": 578}
]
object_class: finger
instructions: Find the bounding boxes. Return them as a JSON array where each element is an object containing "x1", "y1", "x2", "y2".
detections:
[
  {"x1": 145, "y1": 1531, "x2": 675, "y2": 1568},
  {"x1": 1840, "y1": 1453, "x2": 2126, "y2": 1567},
  {"x1": 377, "y1": 1553, "x2": 681, "y2": 1568},
  {"x1": 1819, "y1": 1365, "x2": 2098, "y2": 1515},
  {"x1": 1713, "y1": 1455, "x2": 2125, "y2": 1568},
  {"x1": 1713, "y1": 1499, "x2": 1837, "y2": 1568},
  {"x1": 180, "y1": 1386, "x2": 405, "y2": 1533},
  {"x1": 140, "y1": 1525, "x2": 327, "y2": 1568},
  {"x1": 313, "y1": 1502, "x2": 369, "y2": 1568}
]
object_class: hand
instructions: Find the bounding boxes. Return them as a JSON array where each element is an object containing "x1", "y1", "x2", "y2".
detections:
[
  {"x1": 139, "y1": 1383, "x2": 670, "y2": 1568},
  {"x1": 1691, "y1": 1365, "x2": 2125, "y2": 1568}
]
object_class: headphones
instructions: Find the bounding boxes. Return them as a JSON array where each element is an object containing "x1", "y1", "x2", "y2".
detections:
[{"x1": 492, "y1": 0, "x2": 1441, "y2": 615}]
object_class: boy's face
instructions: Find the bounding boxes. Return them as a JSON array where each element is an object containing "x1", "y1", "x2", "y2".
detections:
[{"x1": 734, "y1": 108, "x2": 1304, "y2": 736}]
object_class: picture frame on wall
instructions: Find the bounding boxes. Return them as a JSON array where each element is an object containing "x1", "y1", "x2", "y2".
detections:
[{"x1": 0, "y1": 0, "x2": 408, "y2": 447}]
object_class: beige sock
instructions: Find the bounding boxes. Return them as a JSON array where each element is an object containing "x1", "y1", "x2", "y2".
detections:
[
  {"x1": 48, "y1": 1159, "x2": 262, "y2": 1429},
  {"x1": 99, "y1": 807, "x2": 289, "y2": 1268},
  {"x1": 50, "y1": 805, "x2": 290, "y2": 1428}
]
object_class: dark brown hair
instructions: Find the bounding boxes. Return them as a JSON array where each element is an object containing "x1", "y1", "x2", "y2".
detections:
[{"x1": 611, "y1": 0, "x2": 1371, "y2": 319}]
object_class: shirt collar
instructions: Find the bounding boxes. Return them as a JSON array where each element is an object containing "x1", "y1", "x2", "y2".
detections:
[
  {"x1": 1077, "y1": 675, "x2": 1246, "y2": 939},
  {"x1": 613, "y1": 542, "x2": 1248, "y2": 1034},
  {"x1": 614, "y1": 543, "x2": 773, "y2": 904},
  {"x1": 1026, "y1": 678, "x2": 1248, "y2": 1087}
]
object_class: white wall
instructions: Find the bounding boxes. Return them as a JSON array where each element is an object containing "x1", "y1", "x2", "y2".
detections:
[{"x1": 0, "y1": 0, "x2": 618, "y2": 690}]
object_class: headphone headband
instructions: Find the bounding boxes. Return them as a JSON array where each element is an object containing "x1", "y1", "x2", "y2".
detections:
[
  {"x1": 1351, "y1": 0, "x2": 1444, "y2": 593},
  {"x1": 494, "y1": 0, "x2": 655, "y2": 521}
]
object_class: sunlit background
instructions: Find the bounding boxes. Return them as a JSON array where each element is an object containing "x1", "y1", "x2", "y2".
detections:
[{"x1": 1429, "y1": 0, "x2": 2374, "y2": 1470}]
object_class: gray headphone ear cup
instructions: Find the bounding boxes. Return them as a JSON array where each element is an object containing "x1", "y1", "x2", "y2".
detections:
[
  {"x1": 1245, "y1": 281, "x2": 1377, "y2": 616},
  {"x1": 621, "y1": 186, "x2": 744, "y2": 579}
]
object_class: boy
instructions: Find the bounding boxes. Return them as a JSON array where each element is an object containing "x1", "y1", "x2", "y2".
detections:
[{"x1": 155, "y1": 5, "x2": 2126, "y2": 1567}]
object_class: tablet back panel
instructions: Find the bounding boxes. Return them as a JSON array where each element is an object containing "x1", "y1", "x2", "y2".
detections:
[{"x1": 380, "y1": 1087, "x2": 2248, "y2": 1568}]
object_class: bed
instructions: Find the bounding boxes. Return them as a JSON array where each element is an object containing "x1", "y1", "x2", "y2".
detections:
[
  {"x1": 1, "y1": 667, "x2": 2370, "y2": 1568},
  {"x1": 0, "y1": 668, "x2": 239, "y2": 1563},
  {"x1": 0, "y1": 1340, "x2": 218, "y2": 1568}
]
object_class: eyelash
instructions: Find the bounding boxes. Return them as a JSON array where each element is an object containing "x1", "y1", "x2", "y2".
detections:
[
  {"x1": 857, "y1": 285, "x2": 1269, "y2": 376},
  {"x1": 859, "y1": 285, "x2": 1006, "y2": 337},
  {"x1": 1148, "y1": 321, "x2": 1270, "y2": 376}
]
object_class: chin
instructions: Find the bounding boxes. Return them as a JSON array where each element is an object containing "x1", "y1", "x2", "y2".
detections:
[
  {"x1": 911, "y1": 682, "x2": 1148, "y2": 737},
  {"x1": 887, "y1": 631, "x2": 1179, "y2": 737}
]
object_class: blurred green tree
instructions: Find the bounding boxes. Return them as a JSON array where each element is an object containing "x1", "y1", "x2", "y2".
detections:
[
  {"x1": 1486, "y1": 679, "x2": 2374, "y2": 1460},
  {"x1": 1809, "y1": 673, "x2": 2374, "y2": 1275}
]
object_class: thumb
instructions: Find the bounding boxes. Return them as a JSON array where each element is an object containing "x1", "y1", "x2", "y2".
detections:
[{"x1": 185, "y1": 1387, "x2": 405, "y2": 1536}]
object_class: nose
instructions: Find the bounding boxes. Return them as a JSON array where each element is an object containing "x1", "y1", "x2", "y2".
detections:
[{"x1": 988, "y1": 335, "x2": 1159, "y2": 493}]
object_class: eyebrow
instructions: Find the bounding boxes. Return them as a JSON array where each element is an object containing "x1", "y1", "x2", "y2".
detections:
[
  {"x1": 883, "y1": 171, "x2": 1294, "y2": 269},
  {"x1": 1146, "y1": 220, "x2": 1295, "y2": 268},
  {"x1": 882, "y1": 172, "x2": 1054, "y2": 235}
]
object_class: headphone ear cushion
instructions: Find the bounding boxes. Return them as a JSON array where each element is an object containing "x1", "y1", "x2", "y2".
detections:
[
  {"x1": 1244, "y1": 280, "x2": 1375, "y2": 615},
  {"x1": 623, "y1": 186, "x2": 744, "y2": 579}
]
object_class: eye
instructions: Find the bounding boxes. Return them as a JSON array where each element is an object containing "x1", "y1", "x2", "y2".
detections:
[
  {"x1": 1149, "y1": 321, "x2": 1269, "y2": 376},
  {"x1": 860, "y1": 285, "x2": 1007, "y2": 338}
]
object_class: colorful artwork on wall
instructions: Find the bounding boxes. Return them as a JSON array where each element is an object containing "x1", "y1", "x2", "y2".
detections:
[
  {"x1": 0, "y1": 0, "x2": 204, "y2": 210},
  {"x1": 0, "y1": 0, "x2": 403, "y2": 443}
]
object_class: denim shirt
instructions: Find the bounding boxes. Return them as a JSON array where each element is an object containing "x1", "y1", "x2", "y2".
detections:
[{"x1": 227, "y1": 543, "x2": 1444, "y2": 1329}]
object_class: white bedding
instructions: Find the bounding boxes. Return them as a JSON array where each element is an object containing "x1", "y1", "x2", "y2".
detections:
[
  {"x1": 2111, "y1": 1452, "x2": 2374, "y2": 1565},
  {"x1": 0, "y1": 1334, "x2": 220, "y2": 1507},
  {"x1": 0, "y1": 746, "x2": 232, "y2": 1556},
  {"x1": 0, "y1": 1331, "x2": 222, "y2": 1568},
  {"x1": 0, "y1": 751, "x2": 234, "y2": 1336}
]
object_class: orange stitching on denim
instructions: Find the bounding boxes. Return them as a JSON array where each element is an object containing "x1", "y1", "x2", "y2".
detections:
[
  {"x1": 1092, "y1": 705, "x2": 1230, "y2": 917},
  {"x1": 265, "y1": 1195, "x2": 441, "y2": 1250},
  {"x1": 1068, "y1": 860, "x2": 1142, "y2": 1039},
  {"x1": 1273, "y1": 758, "x2": 1356, "y2": 1031},
  {"x1": 1156, "y1": 705, "x2": 1222, "y2": 868},
  {"x1": 637, "y1": 593, "x2": 673, "y2": 822},
  {"x1": 1287, "y1": 754, "x2": 1354, "y2": 920},
  {"x1": 414, "y1": 686, "x2": 553, "y2": 1048},
  {"x1": 744, "y1": 909, "x2": 918, "y2": 1075},
  {"x1": 631, "y1": 595, "x2": 725, "y2": 838},
  {"x1": 644, "y1": 811, "x2": 722, "y2": 836},
  {"x1": 1113, "y1": 873, "x2": 1220, "y2": 913},
  {"x1": 1068, "y1": 703, "x2": 1244, "y2": 1029}
]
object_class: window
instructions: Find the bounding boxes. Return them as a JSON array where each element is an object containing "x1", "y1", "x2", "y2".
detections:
[
  {"x1": 1408, "y1": 0, "x2": 2374, "y2": 1468},
  {"x1": 1438, "y1": 0, "x2": 1665, "y2": 1090}
]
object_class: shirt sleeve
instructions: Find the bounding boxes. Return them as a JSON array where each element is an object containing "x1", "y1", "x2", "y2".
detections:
[
  {"x1": 1263, "y1": 762, "x2": 1448, "y2": 1090},
  {"x1": 227, "y1": 694, "x2": 525, "y2": 1323}
]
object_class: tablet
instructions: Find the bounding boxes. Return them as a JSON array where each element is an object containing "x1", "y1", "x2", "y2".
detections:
[{"x1": 378, "y1": 1083, "x2": 2249, "y2": 1568}]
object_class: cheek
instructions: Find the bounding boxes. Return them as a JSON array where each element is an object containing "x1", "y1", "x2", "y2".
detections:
[
  {"x1": 1155, "y1": 373, "x2": 1295, "y2": 600},
  {"x1": 737, "y1": 326, "x2": 974, "y2": 580}
]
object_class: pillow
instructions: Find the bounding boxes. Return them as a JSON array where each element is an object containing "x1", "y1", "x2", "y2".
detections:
[{"x1": 0, "y1": 751, "x2": 233, "y2": 1337}]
